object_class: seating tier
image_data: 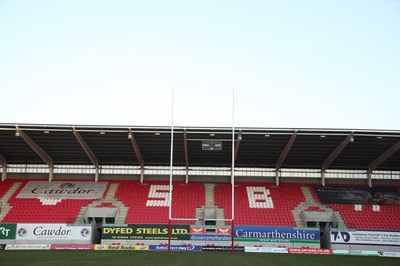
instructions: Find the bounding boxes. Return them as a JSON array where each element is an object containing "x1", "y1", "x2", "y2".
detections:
[
  {"x1": 214, "y1": 182, "x2": 306, "y2": 226},
  {"x1": 114, "y1": 181, "x2": 204, "y2": 224}
]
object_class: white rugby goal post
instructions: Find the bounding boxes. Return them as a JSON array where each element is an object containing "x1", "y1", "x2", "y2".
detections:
[{"x1": 167, "y1": 88, "x2": 236, "y2": 253}]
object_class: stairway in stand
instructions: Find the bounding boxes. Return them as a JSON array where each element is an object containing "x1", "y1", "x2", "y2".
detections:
[{"x1": 0, "y1": 182, "x2": 22, "y2": 222}]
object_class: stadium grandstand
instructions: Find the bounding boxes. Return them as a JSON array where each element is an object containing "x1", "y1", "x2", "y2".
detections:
[{"x1": 0, "y1": 123, "x2": 399, "y2": 252}]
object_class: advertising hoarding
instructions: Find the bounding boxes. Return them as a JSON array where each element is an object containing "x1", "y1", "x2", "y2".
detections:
[
  {"x1": 102, "y1": 225, "x2": 190, "y2": 240},
  {"x1": 0, "y1": 224, "x2": 16, "y2": 240},
  {"x1": 94, "y1": 244, "x2": 149, "y2": 251},
  {"x1": 16, "y1": 224, "x2": 91, "y2": 241},
  {"x1": 316, "y1": 186, "x2": 400, "y2": 205},
  {"x1": 288, "y1": 248, "x2": 332, "y2": 255},
  {"x1": 235, "y1": 226, "x2": 320, "y2": 243},
  {"x1": 149, "y1": 245, "x2": 202, "y2": 251},
  {"x1": 331, "y1": 230, "x2": 400, "y2": 246}
]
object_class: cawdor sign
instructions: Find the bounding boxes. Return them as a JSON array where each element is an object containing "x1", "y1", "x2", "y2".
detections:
[{"x1": 17, "y1": 181, "x2": 108, "y2": 200}]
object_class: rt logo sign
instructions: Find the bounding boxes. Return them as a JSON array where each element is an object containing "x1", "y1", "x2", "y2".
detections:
[
  {"x1": 0, "y1": 227, "x2": 11, "y2": 237},
  {"x1": 332, "y1": 231, "x2": 351, "y2": 242}
]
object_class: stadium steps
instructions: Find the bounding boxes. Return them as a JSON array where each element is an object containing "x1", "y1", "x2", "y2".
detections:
[
  {"x1": 301, "y1": 186, "x2": 316, "y2": 203},
  {"x1": 333, "y1": 211, "x2": 347, "y2": 229},
  {"x1": 292, "y1": 200, "x2": 325, "y2": 227},
  {"x1": 292, "y1": 187, "x2": 348, "y2": 229},
  {"x1": 74, "y1": 207, "x2": 88, "y2": 224},
  {"x1": 194, "y1": 184, "x2": 226, "y2": 226},
  {"x1": 204, "y1": 183, "x2": 215, "y2": 205},
  {"x1": 115, "y1": 205, "x2": 129, "y2": 224},
  {"x1": 301, "y1": 186, "x2": 348, "y2": 229},
  {"x1": 1, "y1": 182, "x2": 22, "y2": 202},
  {"x1": 74, "y1": 183, "x2": 129, "y2": 224},
  {"x1": 105, "y1": 183, "x2": 118, "y2": 197},
  {"x1": 96, "y1": 183, "x2": 129, "y2": 224},
  {"x1": 195, "y1": 208, "x2": 204, "y2": 226},
  {"x1": 0, "y1": 182, "x2": 22, "y2": 222},
  {"x1": 292, "y1": 186, "x2": 316, "y2": 227},
  {"x1": 215, "y1": 208, "x2": 225, "y2": 226},
  {"x1": 0, "y1": 203, "x2": 12, "y2": 222},
  {"x1": 291, "y1": 209, "x2": 304, "y2": 227}
]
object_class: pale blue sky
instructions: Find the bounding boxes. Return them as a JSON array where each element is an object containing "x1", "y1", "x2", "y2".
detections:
[{"x1": 1, "y1": 0, "x2": 399, "y2": 129}]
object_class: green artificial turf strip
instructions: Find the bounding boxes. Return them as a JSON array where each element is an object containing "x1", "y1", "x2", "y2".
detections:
[{"x1": 0, "y1": 251, "x2": 399, "y2": 266}]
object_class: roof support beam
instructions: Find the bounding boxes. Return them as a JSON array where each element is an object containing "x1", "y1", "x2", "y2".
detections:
[
  {"x1": 234, "y1": 131, "x2": 242, "y2": 162},
  {"x1": 183, "y1": 129, "x2": 189, "y2": 183},
  {"x1": 129, "y1": 129, "x2": 144, "y2": 168},
  {"x1": 0, "y1": 154, "x2": 6, "y2": 165},
  {"x1": 73, "y1": 127, "x2": 100, "y2": 182},
  {"x1": 276, "y1": 131, "x2": 297, "y2": 170},
  {"x1": 15, "y1": 125, "x2": 54, "y2": 167},
  {"x1": 368, "y1": 140, "x2": 400, "y2": 173},
  {"x1": 0, "y1": 154, "x2": 7, "y2": 181},
  {"x1": 128, "y1": 128, "x2": 145, "y2": 183},
  {"x1": 321, "y1": 134, "x2": 352, "y2": 172}
]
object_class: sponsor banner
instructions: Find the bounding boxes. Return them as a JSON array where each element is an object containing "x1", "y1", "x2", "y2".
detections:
[
  {"x1": 378, "y1": 251, "x2": 400, "y2": 257},
  {"x1": 217, "y1": 228, "x2": 231, "y2": 235},
  {"x1": 94, "y1": 244, "x2": 149, "y2": 251},
  {"x1": 17, "y1": 181, "x2": 108, "y2": 200},
  {"x1": 245, "y1": 247, "x2": 288, "y2": 253},
  {"x1": 50, "y1": 244, "x2": 95, "y2": 250},
  {"x1": 288, "y1": 248, "x2": 332, "y2": 255},
  {"x1": 0, "y1": 224, "x2": 16, "y2": 240},
  {"x1": 202, "y1": 246, "x2": 245, "y2": 252},
  {"x1": 102, "y1": 225, "x2": 190, "y2": 240},
  {"x1": 235, "y1": 226, "x2": 320, "y2": 243},
  {"x1": 316, "y1": 186, "x2": 400, "y2": 205},
  {"x1": 333, "y1": 249, "x2": 350, "y2": 255},
  {"x1": 16, "y1": 224, "x2": 91, "y2": 241},
  {"x1": 0, "y1": 244, "x2": 6, "y2": 250},
  {"x1": 149, "y1": 245, "x2": 202, "y2": 251},
  {"x1": 190, "y1": 228, "x2": 205, "y2": 234},
  {"x1": 331, "y1": 230, "x2": 400, "y2": 246},
  {"x1": 348, "y1": 250, "x2": 379, "y2": 256},
  {"x1": 190, "y1": 234, "x2": 231, "y2": 241},
  {"x1": 6, "y1": 244, "x2": 51, "y2": 250}
]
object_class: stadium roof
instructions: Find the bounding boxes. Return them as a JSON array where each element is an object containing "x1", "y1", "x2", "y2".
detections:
[{"x1": 0, "y1": 123, "x2": 400, "y2": 172}]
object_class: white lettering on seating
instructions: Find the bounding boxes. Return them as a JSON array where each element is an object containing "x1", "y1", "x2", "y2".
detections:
[
  {"x1": 146, "y1": 185, "x2": 171, "y2": 207},
  {"x1": 246, "y1": 186, "x2": 273, "y2": 209}
]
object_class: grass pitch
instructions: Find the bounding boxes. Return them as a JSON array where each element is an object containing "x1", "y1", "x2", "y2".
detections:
[{"x1": 0, "y1": 251, "x2": 399, "y2": 266}]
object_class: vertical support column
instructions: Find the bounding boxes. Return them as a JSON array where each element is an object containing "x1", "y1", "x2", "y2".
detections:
[
  {"x1": 140, "y1": 167, "x2": 144, "y2": 183},
  {"x1": 95, "y1": 166, "x2": 99, "y2": 182},
  {"x1": 185, "y1": 167, "x2": 189, "y2": 184},
  {"x1": 49, "y1": 164, "x2": 54, "y2": 182},
  {"x1": 321, "y1": 171, "x2": 325, "y2": 186},
  {"x1": 1, "y1": 163, "x2": 7, "y2": 181},
  {"x1": 275, "y1": 170, "x2": 280, "y2": 187},
  {"x1": 367, "y1": 171, "x2": 372, "y2": 188}
]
